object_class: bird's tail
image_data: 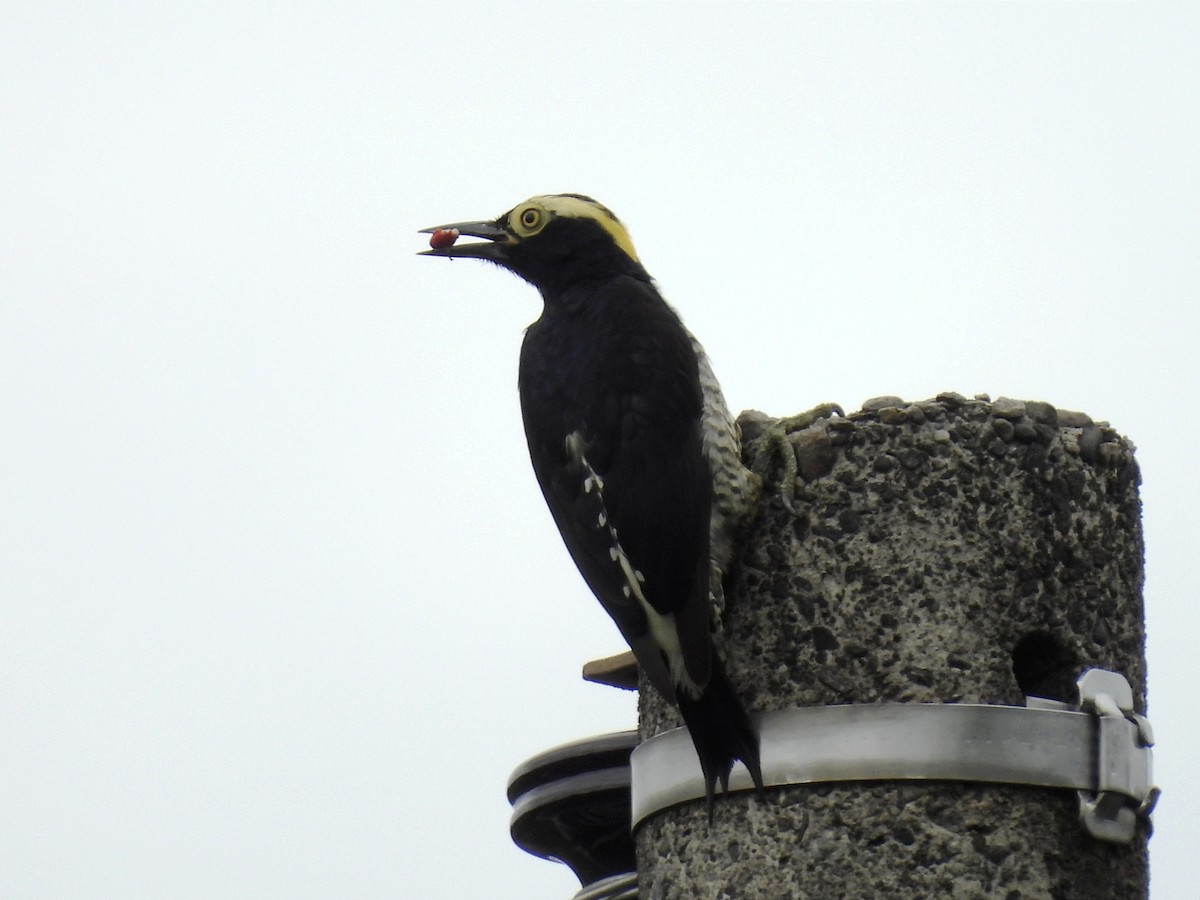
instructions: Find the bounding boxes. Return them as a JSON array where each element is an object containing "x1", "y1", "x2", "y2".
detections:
[{"x1": 675, "y1": 658, "x2": 764, "y2": 820}]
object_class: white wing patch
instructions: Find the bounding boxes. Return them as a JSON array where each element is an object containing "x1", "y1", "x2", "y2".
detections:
[{"x1": 563, "y1": 430, "x2": 698, "y2": 697}]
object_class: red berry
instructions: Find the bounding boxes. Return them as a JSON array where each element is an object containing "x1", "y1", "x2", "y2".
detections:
[{"x1": 429, "y1": 228, "x2": 460, "y2": 249}]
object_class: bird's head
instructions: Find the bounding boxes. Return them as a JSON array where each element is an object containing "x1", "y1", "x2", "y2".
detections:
[{"x1": 419, "y1": 194, "x2": 649, "y2": 291}]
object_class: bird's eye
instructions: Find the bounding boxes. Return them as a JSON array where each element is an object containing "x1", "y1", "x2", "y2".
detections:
[{"x1": 520, "y1": 208, "x2": 542, "y2": 230}]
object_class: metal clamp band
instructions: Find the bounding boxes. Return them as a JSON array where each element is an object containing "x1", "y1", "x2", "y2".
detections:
[{"x1": 630, "y1": 668, "x2": 1157, "y2": 843}]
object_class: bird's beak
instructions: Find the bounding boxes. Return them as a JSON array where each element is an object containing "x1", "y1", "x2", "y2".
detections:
[{"x1": 418, "y1": 219, "x2": 511, "y2": 260}]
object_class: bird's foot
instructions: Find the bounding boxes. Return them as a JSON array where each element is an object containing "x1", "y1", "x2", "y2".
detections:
[
  {"x1": 749, "y1": 403, "x2": 844, "y2": 514},
  {"x1": 774, "y1": 402, "x2": 845, "y2": 434}
]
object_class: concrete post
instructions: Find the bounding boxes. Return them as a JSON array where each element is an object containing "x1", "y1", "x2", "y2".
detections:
[{"x1": 636, "y1": 394, "x2": 1148, "y2": 899}]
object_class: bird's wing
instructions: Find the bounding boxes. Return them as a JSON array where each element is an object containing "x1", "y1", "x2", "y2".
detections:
[{"x1": 519, "y1": 278, "x2": 715, "y2": 695}]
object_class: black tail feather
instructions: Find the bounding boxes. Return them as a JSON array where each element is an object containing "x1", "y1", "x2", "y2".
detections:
[{"x1": 674, "y1": 658, "x2": 764, "y2": 820}]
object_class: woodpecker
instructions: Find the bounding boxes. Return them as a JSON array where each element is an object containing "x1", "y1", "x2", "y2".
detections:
[{"x1": 420, "y1": 194, "x2": 764, "y2": 812}]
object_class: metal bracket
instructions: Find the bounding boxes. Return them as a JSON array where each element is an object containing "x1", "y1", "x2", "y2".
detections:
[
  {"x1": 630, "y1": 668, "x2": 1157, "y2": 844},
  {"x1": 1074, "y1": 669, "x2": 1159, "y2": 842}
]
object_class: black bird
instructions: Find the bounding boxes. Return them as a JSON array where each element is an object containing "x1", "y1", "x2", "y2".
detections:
[{"x1": 420, "y1": 194, "x2": 764, "y2": 813}]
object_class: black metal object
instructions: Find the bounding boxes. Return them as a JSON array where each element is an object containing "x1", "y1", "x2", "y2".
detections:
[{"x1": 507, "y1": 731, "x2": 638, "y2": 889}]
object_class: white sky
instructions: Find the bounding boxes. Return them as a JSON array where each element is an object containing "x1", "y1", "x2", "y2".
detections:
[{"x1": 2, "y1": 3, "x2": 1196, "y2": 898}]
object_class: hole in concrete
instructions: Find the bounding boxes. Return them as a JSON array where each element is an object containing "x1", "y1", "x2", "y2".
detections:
[{"x1": 1011, "y1": 631, "x2": 1078, "y2": 702}]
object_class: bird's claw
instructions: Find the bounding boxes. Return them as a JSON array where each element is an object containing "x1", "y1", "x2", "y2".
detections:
[
  {"x1": 775, "y1": 402, "x2": 844, "y2": 432},
  {"x1": 749, "y1": 403, "x2": 843, "y2": 514}
]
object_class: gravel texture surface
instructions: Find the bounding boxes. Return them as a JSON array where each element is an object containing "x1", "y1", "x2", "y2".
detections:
[{"x1": 637, "y1": 394, "x2": 1147, "y2": 899}]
